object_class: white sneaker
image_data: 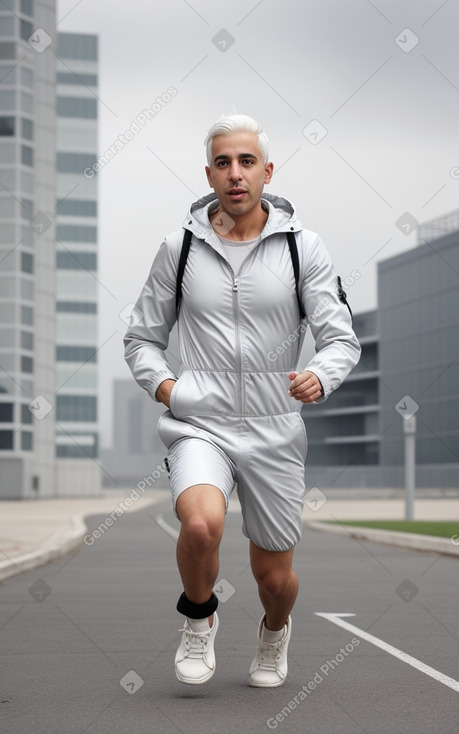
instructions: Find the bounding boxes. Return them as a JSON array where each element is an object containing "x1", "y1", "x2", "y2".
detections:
[
  {"x1": 248, "y1": 614, "x2": 291, "y2": 688},
  {"x1": 174, "y1": 613, "x2": 219, "y2": 685}
]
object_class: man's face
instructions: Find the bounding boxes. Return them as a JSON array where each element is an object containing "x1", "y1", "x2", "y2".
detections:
[{"x1": 205, "y1": 131, "x2": 273, "y2": 219}]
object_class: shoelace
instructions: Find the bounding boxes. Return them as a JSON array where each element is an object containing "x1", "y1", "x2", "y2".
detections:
[
  {"x1": 256, "y1": 643, "x2": 283, "y2": 671},
  {"x1": 178, "y1": 627, "x2": 211, "y2": 659}
]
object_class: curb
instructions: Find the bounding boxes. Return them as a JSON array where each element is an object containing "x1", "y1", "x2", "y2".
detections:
[
  {"x1": 305, "y1": 520, "x2": 459, "y2": 557},
  {"x1": 0, "y1": 513, "x2": 87, "y2": 583}
]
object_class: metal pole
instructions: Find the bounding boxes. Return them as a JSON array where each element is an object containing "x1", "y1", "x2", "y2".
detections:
[{"x1": 403, "y1": 416, "x2": 416, "y2": 521}]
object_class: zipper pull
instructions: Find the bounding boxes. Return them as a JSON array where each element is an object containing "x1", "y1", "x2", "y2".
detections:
[{"x1": 232, "y1": 277, "x2": 239, "y2": 292}]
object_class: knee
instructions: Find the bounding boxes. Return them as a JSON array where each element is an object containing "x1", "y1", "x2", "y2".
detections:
[
  {"x1": 255, "y1": 568, "x2": 292, "y2": 597},
  {"x1": 254, "y1": 568, "x2": 296, "y2": 596},
  {"x1": 181, "y1": 516, "x2": 223, "y2": 552}
]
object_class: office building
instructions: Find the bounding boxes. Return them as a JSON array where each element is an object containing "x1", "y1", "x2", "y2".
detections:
[
  {"x1": 304, "y1": 210, "x2": 459, "y2": 489},
  {"x1": 0, "y1": 0, "x2": 57, "y2": 497},
  {"x1": 0, "y1": 3, "x2": 100, "y2": 497},
  {"x1": 55, "y1": 32, "x2": 100, "y2": 494}
]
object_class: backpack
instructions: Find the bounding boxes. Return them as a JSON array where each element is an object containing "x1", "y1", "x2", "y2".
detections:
[{"x1": 175, "y1": 229, "x2": 352, "y2": 322}]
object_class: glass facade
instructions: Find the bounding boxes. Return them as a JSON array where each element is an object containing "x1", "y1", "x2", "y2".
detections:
[{"x1": 56, "y1": 32, "x2": 99, "y2": 462}]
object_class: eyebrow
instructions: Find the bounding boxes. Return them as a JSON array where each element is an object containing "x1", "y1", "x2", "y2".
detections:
[{"x1": 213, "y1": 153, "x2": 258, "y2": 163}]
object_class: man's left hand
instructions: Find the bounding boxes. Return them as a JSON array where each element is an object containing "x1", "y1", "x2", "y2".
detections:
[{"x1": 288, "y1": 370, "x2": 323, "y2": 403}]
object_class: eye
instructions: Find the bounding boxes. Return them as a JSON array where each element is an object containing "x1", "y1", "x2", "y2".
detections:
[
  {"x1": 242, "y1": 158, "x2": 254, "y2": 165},
  {"x1": 216, "y1": 160, "x2": 228, "y2": 168}
]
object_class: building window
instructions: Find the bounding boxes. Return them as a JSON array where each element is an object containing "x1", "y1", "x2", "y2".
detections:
[
  {"x1": 20, "y1": 0, "x2": 33, "y2": 16},
  {"x1": 56, "y1": 433, "x2": 98, "y2": 458},
  {"x1": 21, "y1": 252, "x2": 33, "y2": 273},
  {"x1": 0, "y1": 90, "x2": 15, "y2": 110},
  {"x1": 19, "y1": 19, "x2": 33, "y2": 41},
  {"x1": 20, "y1": 66, "x2": 33, "y2": 87},
  {"x1": 20, "y1": 278, "x2": 34, "y2": 301},
  {"x1": 21, "y1": 117, "x2": 33, "y2": 139},
  {"x1": 56, "y1": 224, "x2": 97, "y2": 242},
  {"x1": 0, "y1": 64, "x2": 16, "y2": 84},
  {"x1": 0, "y1": 116, "x2": 14, "y2": 135},
  {"x1": 56, "y1": 345, "x2": 97, "y2": 363},
  {"x1": 21, "y1": 431, "x2": 33, "y2": 450},
  {"x1": 0, "y1": 430, "x2": 13, "y2": 450},
  {"x1": 56, "y1": 199, "x2": 97, "y2": 217},
  {"x1": 57, "y1": 97, "x2": 97, "y2": 119},
  {"x1": 20, "y1": 330, "x2": 33, "y2": 349},
  {"x1": 57, "y1": 301, "x2": 97, "y2": 314},
  {"x1": 57, "y1": 152, "x2": 98, "y2": 174},
  {"x1": 56, "y1": 395, "x2": 97, "y2": 422},
  {"x1": 21, "y1": 402, "x2": 33, "y2": 423},
  {"x1": 21, "y1": 144, "x2": 33, "y2": 166},
  {"x1": 20, "y1": 304, "x2": 33, "y2": 325},
  {"x1": 57, "y1": 33, "x2": 97, "y2": 61},
  {"x1": 0, "y1": 403, "x2": 13, "y2": 422},
  {"x1": 0, "y1": 17, "x2": 15, "y2": 38},
  {"x1": 21, "y1": 198, "x2": 33, "y2": 220},
  {"x1": 0, "y1": 43, "x2": 16, "y2": 61},
  {"x1": 57, "y1": 251, "x2": 97, "y2": 270},
  {"x1": 57, "y1": 72, "x2": 97, "y2": 86},
  {"x1": 21, "y1": 355, "x2": 33, "y2": 373}
]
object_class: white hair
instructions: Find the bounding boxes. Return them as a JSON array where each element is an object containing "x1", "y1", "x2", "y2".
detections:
[{"x1": 204, "y1": 114, "x2": 269, "y2": 166}]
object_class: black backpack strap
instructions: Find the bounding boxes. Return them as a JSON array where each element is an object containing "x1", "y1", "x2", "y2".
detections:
[
  {"x1": 337, "y1": 275, "x2": 353, "y2": 322},
  {"x1": 175, "y1": 228, "x2": 192, "y2": 312},
  {"x1": 286, "y1": 231, "x2": 306, "y2": 320}
]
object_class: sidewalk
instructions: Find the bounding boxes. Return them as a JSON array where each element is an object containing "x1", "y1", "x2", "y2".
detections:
[
  {"x1": 0, "y1": 490, "x2": 170, "y2": 583},
  {"x1": 1, "y1": 490, "x2": 458, "y2": 583},
  {"x1": 300, "y1": 491, "x2": 459, "y2": 558}
]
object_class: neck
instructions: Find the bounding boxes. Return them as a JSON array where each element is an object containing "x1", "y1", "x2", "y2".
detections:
[{"x1": 210, "y1": 202, "x2": 268, "y2": 241}]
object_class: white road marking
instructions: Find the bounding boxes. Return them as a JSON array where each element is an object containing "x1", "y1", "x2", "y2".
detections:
[
  {"x1": 316, "y1": 612, "x2": 459, "y2": 693},
  {"x1": 155, "y1": 513, "x2": 179, "y2": 542}
]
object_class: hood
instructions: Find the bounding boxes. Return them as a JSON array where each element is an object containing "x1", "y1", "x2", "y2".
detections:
[{"x1": 183, "y1": 192, "x2": 303, "y2": 242}]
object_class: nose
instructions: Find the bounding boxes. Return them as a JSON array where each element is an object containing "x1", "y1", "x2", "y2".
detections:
[{"x1": 229, "y1": 160, "x2": 242, "y2": 182}]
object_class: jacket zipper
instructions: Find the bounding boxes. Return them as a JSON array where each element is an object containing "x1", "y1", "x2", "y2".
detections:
[{"x1": 232, "y1": 274, "x2": 243, "y2": 415}]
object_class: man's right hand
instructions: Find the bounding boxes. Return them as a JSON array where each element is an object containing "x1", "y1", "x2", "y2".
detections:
[{"x1": 155, "y1": 379, "x2": 177, "y2": 408}]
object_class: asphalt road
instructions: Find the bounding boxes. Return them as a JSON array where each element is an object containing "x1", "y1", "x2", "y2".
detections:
[{"x1": 1, "y1": 494, "x2": 458, "y2": 734}]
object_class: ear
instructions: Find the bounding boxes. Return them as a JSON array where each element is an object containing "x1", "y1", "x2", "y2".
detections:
[
  {"x1": 264, "y1": 162, "x2": 274, "y2": 185},
  {"x1": 205, "y1": 165, "x2": 213, "y2": 188}
]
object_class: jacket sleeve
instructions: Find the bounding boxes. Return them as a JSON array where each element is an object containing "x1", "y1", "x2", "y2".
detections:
[
  {"x1": 300, "y1": 234, "x2": 361, "y2": 402},
  {"x1": 123, "y1": 238, "x2": 179, "y2": 402}
]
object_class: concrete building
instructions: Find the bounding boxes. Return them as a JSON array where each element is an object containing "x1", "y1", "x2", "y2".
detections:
[
  {"x1": 55, "y1": 32, "x2": 100, "y2": 495},
  {"x1": 304, "y1": 210, "x2": 459, "y2": 489},
  {"x1": 0, "y1": 0, "x2": 57, "y2": 498},
  {"x1": 101, "y1": 379, "x2": 168, "y2": 489},
  {"x1": 378, "y1": 214, "x2": 459, "y2": 487},
  {"x1": 101, "y1": 327, "x2": 180, "y2": 488},
  {"x1": 0, "y1": 4, "x2": 100, "y2": 497}
]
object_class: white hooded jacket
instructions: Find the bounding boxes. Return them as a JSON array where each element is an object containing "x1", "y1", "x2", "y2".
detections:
[{"x1": 124, "y1": 192, "x2": 361, "y2": 421}]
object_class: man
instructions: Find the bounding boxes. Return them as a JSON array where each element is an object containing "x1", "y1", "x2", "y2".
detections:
[{"x1": 124, "y1": 114, "x2": 361, "y2": 688}]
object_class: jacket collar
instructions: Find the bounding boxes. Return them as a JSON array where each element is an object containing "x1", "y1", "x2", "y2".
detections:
[{"x1": 183, "y1": 192, "x2": 303, "y2": 246}]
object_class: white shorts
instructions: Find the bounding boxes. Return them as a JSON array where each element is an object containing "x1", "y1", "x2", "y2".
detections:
[{"x1": 158, "y1": 410, "x2": 307, "y2": 552}]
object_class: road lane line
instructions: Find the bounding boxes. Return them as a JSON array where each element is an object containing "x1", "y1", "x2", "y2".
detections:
[
  {"x1": 155, "y1": 513, "x2": 179, "y2": 542},
  {"x1": 315, "y1": 612, "x2": 459, "y2": 693}
]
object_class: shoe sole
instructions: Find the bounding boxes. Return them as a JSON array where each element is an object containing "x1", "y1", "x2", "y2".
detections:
[
  {"x1": 175, "y1": 667, "x2": 216, "y2": 685},
  {"x1": 248, "y1": 676, "x2": 286, "y2": 688}
]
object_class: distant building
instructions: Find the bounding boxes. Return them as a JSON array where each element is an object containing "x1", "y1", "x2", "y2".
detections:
[
  {"x1": 0, "y1": 4, "x2": 101, "y2": 497},
  {"x1": 55, "y1": 32, "x2": 100, "y2": 495},
  {"x1": 305, "y1": 310, "x2": 380, "y2": 467},
  {"x1": 0, "y1": 0, "x2": 58, "y2": 498},
  {"x1": 101, "y1": 379, "x2": 169, "y2": 488},
  {"x1": 305, "y1": 211, "x2": 459, "y2": 489},
  {"x1": 101, "y1": 326, "x2": 180, "y2": 488}
]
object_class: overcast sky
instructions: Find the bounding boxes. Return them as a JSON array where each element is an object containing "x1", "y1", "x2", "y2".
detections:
[{"x1": 56, "y1": 0, "x2": 459, "y2": 447}]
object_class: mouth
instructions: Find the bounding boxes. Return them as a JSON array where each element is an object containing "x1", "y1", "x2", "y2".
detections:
[{"x1": 227, "y1": 188, "x2": 247, "y2": 201}]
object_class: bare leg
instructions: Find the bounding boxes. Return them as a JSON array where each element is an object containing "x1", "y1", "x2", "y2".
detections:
[
  {"x1": 176, "y1": 484, "x2": 226, "y2": 624},
  {"x1": 249, "y1": 541, "x2": 298, "y2": 630}
]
